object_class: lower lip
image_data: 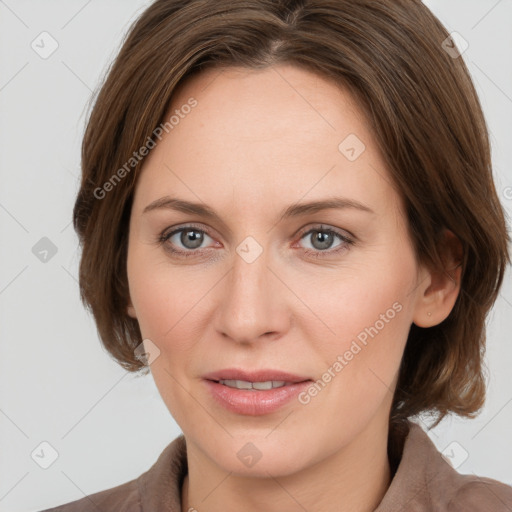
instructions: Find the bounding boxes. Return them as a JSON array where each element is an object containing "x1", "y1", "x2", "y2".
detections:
[{"x1": 204, "y1": 380, "x2": 312, "y2": 415}]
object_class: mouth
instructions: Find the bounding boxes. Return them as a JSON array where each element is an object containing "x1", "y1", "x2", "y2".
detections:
[
  {"x1": 212, "y1": 379, "x2": 306, "y2": 390},
  {"x1": 203, "y1": 372, "x2": 314, "y2": 415},
  {"x1": 202, "y1": 369, "x2": 312, "y2": 387}
]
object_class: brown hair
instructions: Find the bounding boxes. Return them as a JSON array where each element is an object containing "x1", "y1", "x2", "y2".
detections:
[{"x1": 73, "y1": 0, "x2": 510, "y2": 436}]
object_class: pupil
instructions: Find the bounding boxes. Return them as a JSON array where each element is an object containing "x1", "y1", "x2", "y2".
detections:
[
  {"x1": 182, "y1": 230, "x2": 203, "y2": 249},
  {"x1": 313, "y1": 231, "x2": 332, "y2": 250}
]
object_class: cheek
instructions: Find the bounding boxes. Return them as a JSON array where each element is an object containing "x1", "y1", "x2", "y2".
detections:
[
  {"x1": 291, "y1": 263, "x2": 414, "y2": 433},
  {"x1": 127, "y1": 249, "x2": 215, "y2": 353},
  {"x1": 298, "y1": 252, "x2": 415, "y2": 381},
  {"x1": 127, "y1": 258, "x2": 208, "y2": 423}
]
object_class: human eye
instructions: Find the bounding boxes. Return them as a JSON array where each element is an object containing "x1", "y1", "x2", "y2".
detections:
[
  {"x1": 157, "y1": 223, "x2": 217, "y2": 258},
  {"x1": 156, "y1": 223, "x2": 355, "y2": 260},
  {"x1": 296, "y1": 224, "x2": 355, "y2": 258}
]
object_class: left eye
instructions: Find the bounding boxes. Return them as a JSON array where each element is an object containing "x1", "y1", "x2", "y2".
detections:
[{"x1": 299, "y1": 227, "x2": 350, "y2": 252}]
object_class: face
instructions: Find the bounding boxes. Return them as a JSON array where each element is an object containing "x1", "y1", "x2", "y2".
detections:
[{"x1": 125, "y1": 64, "x2": 432, "y2": 477}]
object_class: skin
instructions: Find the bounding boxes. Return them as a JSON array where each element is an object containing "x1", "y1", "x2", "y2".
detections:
[{"x1": 126, "y1": 64, "x2": 462, "y2": 512}]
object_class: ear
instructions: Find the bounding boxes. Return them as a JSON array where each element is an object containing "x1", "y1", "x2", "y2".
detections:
[
  {"x1": 127, "y1": 300, "x2": 137, "y2": 319},
  {"x1": 412, "y1": 229, "x2": 463, "y2": 328}
]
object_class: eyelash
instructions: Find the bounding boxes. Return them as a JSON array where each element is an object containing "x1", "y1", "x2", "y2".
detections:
[{"x1": 157, "y1": 223, "x2": 355, "y2": 259}]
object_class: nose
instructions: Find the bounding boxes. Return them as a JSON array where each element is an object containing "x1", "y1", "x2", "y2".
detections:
[{"x1": 213, "y1": 243, "x2": 291, "y2": 345}]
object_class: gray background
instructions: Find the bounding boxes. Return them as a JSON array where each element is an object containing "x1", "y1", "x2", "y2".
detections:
[{"x1": 0, "y1": 1, "x2": 511, "y2": 511}]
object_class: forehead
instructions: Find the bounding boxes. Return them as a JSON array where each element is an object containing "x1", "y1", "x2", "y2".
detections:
[
  {"x1": 171, "y1": 64, "x2": 370, "y2": 139},
  {"x1": 133, "y1": 63, "x2": 400, "y2": 221}
]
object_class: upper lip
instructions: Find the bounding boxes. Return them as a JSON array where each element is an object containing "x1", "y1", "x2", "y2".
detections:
[{"x1": 202, "y1": 369, "x2": 312, "y2": 383}]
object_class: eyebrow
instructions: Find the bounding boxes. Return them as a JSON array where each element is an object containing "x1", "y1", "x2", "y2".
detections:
[{"x1": 143, "y1": 196, "x2": 375, "y2": 222}]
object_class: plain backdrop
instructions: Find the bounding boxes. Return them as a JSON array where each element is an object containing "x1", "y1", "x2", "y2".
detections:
[{"x1": 0, "y1": 1, "x2": 511, "y2": 511}]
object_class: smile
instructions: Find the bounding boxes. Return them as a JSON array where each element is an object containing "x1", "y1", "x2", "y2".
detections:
[{"x1": 218, "y1": 379, "x2": 288, "y2": 390}]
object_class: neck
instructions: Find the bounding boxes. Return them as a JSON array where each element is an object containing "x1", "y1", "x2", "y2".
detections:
[{"x1": 181, "y1": 417, "x2": 394, "y2": 512}]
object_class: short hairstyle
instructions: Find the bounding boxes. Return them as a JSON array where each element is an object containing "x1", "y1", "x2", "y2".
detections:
[{"x1": 73, "y1": 0, "x2": 510, "y2": 434}]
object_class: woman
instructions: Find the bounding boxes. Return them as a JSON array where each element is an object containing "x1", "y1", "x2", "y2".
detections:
[{"x1": 42, "y1": 0, "x2": 512, "y2": 510}]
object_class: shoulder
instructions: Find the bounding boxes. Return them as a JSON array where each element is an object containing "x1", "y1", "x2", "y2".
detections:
[
  {"x1": 378, "y1": 421, "x2": 512, "y2": 512},
  {"x1": 37, "y1": 478, "x2": 141, "y2": 512},
  {"x1": 36, "y1": 434, "x2": 187, "y2": 512},
  {"x1": 447, "y1": 474, "x2": 512, "y2": 511}
]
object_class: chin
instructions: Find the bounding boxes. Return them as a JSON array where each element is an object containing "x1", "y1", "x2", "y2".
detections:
[{"x1": 197, "y1": 432, "x2": 317, "y2": 478}]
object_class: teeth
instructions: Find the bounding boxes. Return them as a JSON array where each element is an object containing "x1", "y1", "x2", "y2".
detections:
[{"x1": 219, "y1": 379, "x2": 287, "y2": 390}]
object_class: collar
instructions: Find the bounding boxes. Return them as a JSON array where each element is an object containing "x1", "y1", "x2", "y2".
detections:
[{"x1": 135, "y1": 420, "x2": 479, "y2": 511}]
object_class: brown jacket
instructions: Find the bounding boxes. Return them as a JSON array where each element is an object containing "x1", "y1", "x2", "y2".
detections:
[{"x1": 40, "y1": 420, "x2": 512, "y2": 511}]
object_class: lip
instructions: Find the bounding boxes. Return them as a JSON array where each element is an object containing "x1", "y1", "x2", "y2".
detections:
[
  {"x1": 202, "y1": 368, "x2": 312, "y2": 416},
  {"x1": 202, "y1": 368, "x2": 311, "y2": 383}
]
